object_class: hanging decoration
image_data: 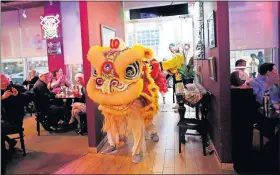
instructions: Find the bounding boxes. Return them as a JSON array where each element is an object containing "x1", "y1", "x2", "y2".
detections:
[
  {"x1": 193, "y1": 1, "x2": 205, "y2": 59},
  {"x1": 40, "y1": 14, "x2": 60, "y2": 39}
]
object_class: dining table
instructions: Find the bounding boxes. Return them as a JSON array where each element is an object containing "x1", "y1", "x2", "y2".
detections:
[{"x1": 55, "y1": 93, "x2": 82, "y2": 122}]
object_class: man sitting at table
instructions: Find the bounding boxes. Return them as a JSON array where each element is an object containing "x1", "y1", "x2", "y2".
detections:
[
  {"x1": 250, "y1": 63, "x2": 279, "y2": 110},
  {"x1": 33, "y1": 71, "x2": 67, "y2": 131},
  {"x1": 1, "y1": 74, "x2": 29, "y2": 150}
]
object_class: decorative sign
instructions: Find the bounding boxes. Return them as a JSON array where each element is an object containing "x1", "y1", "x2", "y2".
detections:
[
  {"x1": 193, "y1": 2, "x2": 205, "y2": 59},
  {"x1": 47, "y1": 41, "x2": 62, "y2": 55},
  {"x1": 40, "y1": 14, "x2": 60, "y2": 39}
]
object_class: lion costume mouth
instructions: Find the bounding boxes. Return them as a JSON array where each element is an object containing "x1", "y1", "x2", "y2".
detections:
[{"x1": 103, "y1": 101, "x2": 134, "y2": 111}]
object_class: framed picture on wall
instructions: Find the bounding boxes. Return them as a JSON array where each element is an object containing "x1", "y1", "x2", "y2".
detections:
[
  {"x1": 209, "y1": 57, "x2": 217, "y2": 81},
  {"x1": 101, "y1": 24, "x2": 116, "y2": 47},
  {"x1": 207, "y1": 10, "x2": 217, "y2": 49},
  {"x1": 47, "y1": 41, "x2": 62, "y2": 55}
]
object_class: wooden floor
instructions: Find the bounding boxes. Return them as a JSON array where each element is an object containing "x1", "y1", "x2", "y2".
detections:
[{"x1": 54, "y1": 102, "x2": 236, "y2": 174}]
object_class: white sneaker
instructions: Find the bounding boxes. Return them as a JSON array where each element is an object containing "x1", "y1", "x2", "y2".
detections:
[
  {"x1": 151, "y1": 133, "x2": 159, "y2": 142},
  {"x1": 132, "y1": 154, "x2": 142, "y2": 164},
  {"x1": 172, "y1": 105, "x2": 179, "y2": 109},
  {"x1": 101, "y1": 146, "x2": 117, "y2": 154}
]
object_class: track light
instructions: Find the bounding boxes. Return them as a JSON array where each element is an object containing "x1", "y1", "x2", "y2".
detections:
[{"x1": 22, "y1": 10, "x2": 27, "y2": 18}]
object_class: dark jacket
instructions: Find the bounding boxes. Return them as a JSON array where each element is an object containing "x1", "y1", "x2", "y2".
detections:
[
  {"x1": 23, "y1": 76, "x2": 39, "y2": 90},
  {"x1": 1, "y1": 84, "x2": 29, "y2": 124},
  {"x1": 32, "y1": 79, "x2": 55, "y2": 113}
]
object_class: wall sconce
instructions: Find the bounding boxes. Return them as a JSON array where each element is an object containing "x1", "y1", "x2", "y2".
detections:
[{"x1": 22, "y1": 10, "x2": 27, "y2": 18}]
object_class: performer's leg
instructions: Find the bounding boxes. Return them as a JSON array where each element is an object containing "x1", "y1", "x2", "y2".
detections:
[
  {"x1": 101, "y1": 129, "x2": 117, "y2": 154},
  {"x1": 128, "y1": 111, "x2": 145, "y2": 163},
  {"x1": 145, "y1": 122, "x2": 159, "y2": 142}
]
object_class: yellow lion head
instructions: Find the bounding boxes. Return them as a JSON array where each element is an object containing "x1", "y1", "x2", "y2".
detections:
[{"x1": 86, "y1": 38, "x2": 154, "y2": 109}]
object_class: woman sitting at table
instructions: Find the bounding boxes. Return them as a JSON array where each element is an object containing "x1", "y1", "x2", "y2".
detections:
[
  {"x1": 50, "y1": 68, "x2": 71, "y2": 93},
  {"x1": 69, "y1": 73, "x2": 86, "y2": 128}
]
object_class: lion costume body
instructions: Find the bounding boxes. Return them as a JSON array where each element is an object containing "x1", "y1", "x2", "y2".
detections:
[{"x1": 86, "y1": 38, "x2": 159, "y2": 160}]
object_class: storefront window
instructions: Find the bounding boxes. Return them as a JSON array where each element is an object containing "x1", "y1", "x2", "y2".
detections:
[
  {"x1": 1, "y1": 58, "x2": 25, "y2": 84},
  {"x1": 1, "y1": 57, "x2": 49, "y2": 84},
  {"x1": 27, "y1": 56, "x2": 49, "y2": 77}
]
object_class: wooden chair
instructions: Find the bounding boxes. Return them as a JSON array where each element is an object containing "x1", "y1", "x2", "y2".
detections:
[
  {"x1": 177, "y1": 91, "x2": 211, "y2": 156},
  {"x1": 7, "y1": 126, "x2": 26, "y2": 156}
]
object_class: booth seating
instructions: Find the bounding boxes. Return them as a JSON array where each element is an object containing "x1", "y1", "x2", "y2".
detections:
[{"x1": 231, "y1": 88, "x2": 258, "y2": 173}]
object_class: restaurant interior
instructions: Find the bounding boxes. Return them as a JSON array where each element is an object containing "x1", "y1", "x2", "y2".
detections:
[{"x1": 1, "y1": 1, "x2": 279, "y2": 174}]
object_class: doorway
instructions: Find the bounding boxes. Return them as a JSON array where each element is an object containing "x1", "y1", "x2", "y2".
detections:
[{"x1": 124, "y1": 15, "x2": 195, "y2": 103}]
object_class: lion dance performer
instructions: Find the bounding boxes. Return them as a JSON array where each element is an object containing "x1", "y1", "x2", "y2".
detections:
[
  {"x1": 101, "y1": 58, "x2": 168, "y2": 154},
  {"x1": 86, "y1": 37, "x2": 159, "y2": 163},
  {"x1": 160, "y1": 42, "x2": 190, "y2": 109}
]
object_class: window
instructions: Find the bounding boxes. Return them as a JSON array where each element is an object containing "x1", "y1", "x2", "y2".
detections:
[
  {"x1": 127, "y1": 29, "x2": 160, "y2": 47},
  {"x1": 1, "y1": 56, "x2": 49, "y2": 84}
]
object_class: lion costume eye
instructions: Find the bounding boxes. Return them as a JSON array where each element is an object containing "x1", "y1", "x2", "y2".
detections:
[
  {"x1": 125, "y1": 61, "x2": 140, "y2": 80},
  {"x1": 92, "y1": 67, "x2": 97, "y2": 77}
]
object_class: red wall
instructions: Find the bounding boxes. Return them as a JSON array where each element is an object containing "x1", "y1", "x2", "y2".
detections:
[
  {"x1": 80, "y1": 1, "x2": 124, "y2": 148},
  {"x1": 196, "y1": 2, "x2": 231, "y2": 163}
]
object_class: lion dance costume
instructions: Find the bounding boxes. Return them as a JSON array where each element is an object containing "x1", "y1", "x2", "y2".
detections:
[{"x1": 86, "y1": 38, "x2": 160, "y2": 163}]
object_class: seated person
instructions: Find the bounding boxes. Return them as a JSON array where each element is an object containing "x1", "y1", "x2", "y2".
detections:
[
  {"x1": 250, "y1": 63, "x2": 279, "y2": 110},
  {"x1": 1, "y1": 74, "x2": 29, "y2": 150},
  {"x1": 230, "y1": 59, "x2": 251, "y2": 89},
  {"x1": 22, "y1": 70, "x2": 39, "y2": 90},
  {"x1": 32, "y1": 72, "x2": 67, "y2": 130},
  {"x1": 50, "y1": 68, "x2": 71, "y2": 92},
  {"x1": 69, "y1": 73, "x2": 86, "y2": 129}
]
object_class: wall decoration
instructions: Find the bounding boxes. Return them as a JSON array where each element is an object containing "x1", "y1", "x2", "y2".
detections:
[
  {"x1": 101, "y1": 25, "x2": 116, "y2": 47},
  {"x1": 209, "y1": 57, "x2": 217, "y2": 81},
  {"x1": 40, "y1": 14, "x2": 60, "y2": 39},
  {"x1": 207, "y1": 11, "x2": 217, "y2": 48},
  {"x1": 47, "y1": 41, "x2": 62, "y2": 55},
  {"x1": 193, "y1": 1, "x2": 205, "y2": 59}
]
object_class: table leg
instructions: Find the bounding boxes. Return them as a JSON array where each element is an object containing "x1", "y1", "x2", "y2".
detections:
[
  {"x1": 178, "y1": 102, "x2": 186, "y2": 144},
  {"x1": 179, "y1": 127, "x2": 182, "y2": 153}
]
